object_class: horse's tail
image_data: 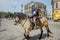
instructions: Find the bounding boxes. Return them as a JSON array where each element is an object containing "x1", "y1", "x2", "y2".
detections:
[{"x1": 48, "y1": 28, "x2": 52, "y2": 34}]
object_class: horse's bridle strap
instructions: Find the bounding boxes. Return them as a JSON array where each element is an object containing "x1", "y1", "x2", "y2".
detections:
[{"x1": 22, "y1": 19, "x2": 27, "y2": 27}]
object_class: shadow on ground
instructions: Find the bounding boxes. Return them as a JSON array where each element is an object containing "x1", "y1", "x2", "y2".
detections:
[
  {"x1": 23, "y1": 33, "x2": 52, "y2": 40},
  {"x1": 0, "y1": 29, "x2": 7, "y2": 32}
]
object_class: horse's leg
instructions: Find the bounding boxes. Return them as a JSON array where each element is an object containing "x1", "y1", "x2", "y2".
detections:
[
  {"x1": 24, "y1": 29, "x2": 30, "y2": 40},
  {"x1": 45, "y1": 25, "x2": 49, "y2": 37},
  {"x1": 47, "y1": 28, "x2": 52, "y2": 34},
  {"x1": 39, "y1": 27, "x2": 43, "y2": 40},
  {"x1": 14, "y1": 16, "x2": 19, "y2": 25},
  {"x1": 14, "y1": 20, "x2": 18, "y2": 25},
  {"x1": 45, "y1": 25, "x2": 52, "y2": 37},
  {"x1": 14, "y1": 18, "x2": 18, "y2": 25}
]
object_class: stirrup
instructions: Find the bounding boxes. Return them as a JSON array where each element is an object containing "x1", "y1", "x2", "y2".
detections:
[{"x1": 34, "y1": 22, "x2": 36, "y2": 27}]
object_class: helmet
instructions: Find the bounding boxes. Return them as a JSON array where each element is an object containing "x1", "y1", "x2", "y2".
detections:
[{"x1": 31, "y1": 3, "x2": 35, "y2": 7}]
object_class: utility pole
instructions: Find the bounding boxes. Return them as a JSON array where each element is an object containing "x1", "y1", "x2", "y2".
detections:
[{"x1": 21, "y1": 4, "x2": 23, "y2": 13}]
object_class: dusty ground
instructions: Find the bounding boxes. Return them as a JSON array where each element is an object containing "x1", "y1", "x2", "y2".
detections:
[{"x1": 0, "y1": 18, "x2": 60, "y2": 40}]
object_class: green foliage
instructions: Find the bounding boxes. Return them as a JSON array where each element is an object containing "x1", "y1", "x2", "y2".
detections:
[{"x1": 5, "y1": 12, "x2": 14, "y2": 18}]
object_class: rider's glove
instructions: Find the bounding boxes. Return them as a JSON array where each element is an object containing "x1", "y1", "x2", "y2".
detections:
[{"x1": 33, "y1": 11, "x2": 36, "y2": 15}]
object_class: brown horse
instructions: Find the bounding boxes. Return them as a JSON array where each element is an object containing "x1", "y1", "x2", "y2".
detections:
[
  {"x1": 25, "y1": 18, "x2": 52, "y2": 40},
  {"x1": 14, "y1": 10, "x2": 52, "y2": 40}
]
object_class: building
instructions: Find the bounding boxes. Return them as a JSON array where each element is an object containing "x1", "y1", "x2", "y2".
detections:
[
  {"x1": 24, "y1": 1, "x2": 47, "y2": 17},
  {"x1": 51, "y1": 0, "x2": 60, "y2": 12},
  {"x1": 51, "y1": 0, "x2": 60, "y2": 21}
]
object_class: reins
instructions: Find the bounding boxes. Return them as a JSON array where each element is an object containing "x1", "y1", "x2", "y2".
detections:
[{"x1": 22, "y1": 18, "x2": 27, "y2": 27}]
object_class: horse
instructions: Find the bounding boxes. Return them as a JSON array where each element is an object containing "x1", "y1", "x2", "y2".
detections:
[{"x1": 14, "y1": 10, "x2": 52, "y2": 40}]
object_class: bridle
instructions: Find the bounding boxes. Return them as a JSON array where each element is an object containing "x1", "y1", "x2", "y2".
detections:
[{"x1": 22, "y1": 19, "x2": 27, "y2": 27}]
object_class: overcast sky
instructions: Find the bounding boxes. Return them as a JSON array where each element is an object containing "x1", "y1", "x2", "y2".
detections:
[{"x1": 0, "y1": 0, "x2": 52, "y2": 13}]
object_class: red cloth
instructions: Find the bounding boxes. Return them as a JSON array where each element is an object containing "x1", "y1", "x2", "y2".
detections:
[{"x1": 30, "y1": 16, "x2": 34, "y2": 18}]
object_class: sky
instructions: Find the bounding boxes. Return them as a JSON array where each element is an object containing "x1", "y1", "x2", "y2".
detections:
[{"x1": 0, "y1": 0, "x2": 52, "y2": 13}]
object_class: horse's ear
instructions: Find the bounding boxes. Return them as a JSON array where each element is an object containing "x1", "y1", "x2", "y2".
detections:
[{"x1": 27, "y1": 16, "x2": 31, "y2": 19}]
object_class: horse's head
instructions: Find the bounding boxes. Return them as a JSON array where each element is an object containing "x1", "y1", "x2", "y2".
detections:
[
  {"x1": 14, "y1": 13, "x2": 27, "y2": 23},
  {"x1": 17, "y1": 13, "x2": 27, "y2": 21}
]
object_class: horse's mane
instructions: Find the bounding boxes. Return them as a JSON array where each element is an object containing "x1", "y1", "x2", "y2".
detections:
[{"x1": 14, "y1": 13, "x2": 27, "y2": 19}]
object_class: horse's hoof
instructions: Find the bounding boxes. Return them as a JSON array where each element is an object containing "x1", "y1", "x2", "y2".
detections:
[
  {"x1": 24, "y1": 34, "x2": 30, "y2": 38},
  {"x1": 14, "y1": 23, "x2": 17, "y2": 25},
  {"x1": 47, "y1": 34, "x2": 50, "y2": 37},
  {"x1": 39, "y1": 38, "x2": 41, "y2": 40},
  {"x1": 28, "y1": 37, "x2": 31, "y2": 38},
  {"x1": 39, "y1": 37, "x2": 41, "y2": 40},
  {"x1": 27, "y1": 39, "x2": 29, "y2": 40}
]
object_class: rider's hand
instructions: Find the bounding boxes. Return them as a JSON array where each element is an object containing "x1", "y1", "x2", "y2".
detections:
[{"x1": 33, "y1": 11, "x2": 36, "y2": 15}]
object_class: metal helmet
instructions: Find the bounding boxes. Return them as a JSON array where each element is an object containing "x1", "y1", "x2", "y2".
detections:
[{"x1": 31, "y1": 3, "x2": 35, "y2": 7}]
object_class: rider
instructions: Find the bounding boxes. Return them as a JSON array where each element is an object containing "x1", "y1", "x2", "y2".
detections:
[
  {"x1": 31, "y1": 3, "x2": 38, "y2": 27},
  {"x1": 31, "y1": 3, "x2": 45, "y2": 27}
]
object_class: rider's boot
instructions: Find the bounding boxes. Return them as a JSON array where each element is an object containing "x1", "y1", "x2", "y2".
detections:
[
  {"x1": 31, "y1": 17, "x2": 36, "y2": 30},
  {"x1": 33, "y1": 17, "x2": 36, "y2": 27}
]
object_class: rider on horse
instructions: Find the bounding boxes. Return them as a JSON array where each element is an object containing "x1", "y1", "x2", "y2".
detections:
[
  {"x1": 31, "y1": 3, "x2": 38, "y2": 24},
  {"x1": 30, "y1": 3, "x2": 45, "y2": 28}
]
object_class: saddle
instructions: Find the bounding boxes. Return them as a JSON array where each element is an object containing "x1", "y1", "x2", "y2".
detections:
[{"x1": 31, "y1": 16, "x2": 42, "y2": 30}]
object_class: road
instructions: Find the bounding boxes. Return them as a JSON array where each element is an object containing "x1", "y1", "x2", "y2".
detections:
[{"x1": 0, "y1": 18, "x2": 60, "y2": 40}]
